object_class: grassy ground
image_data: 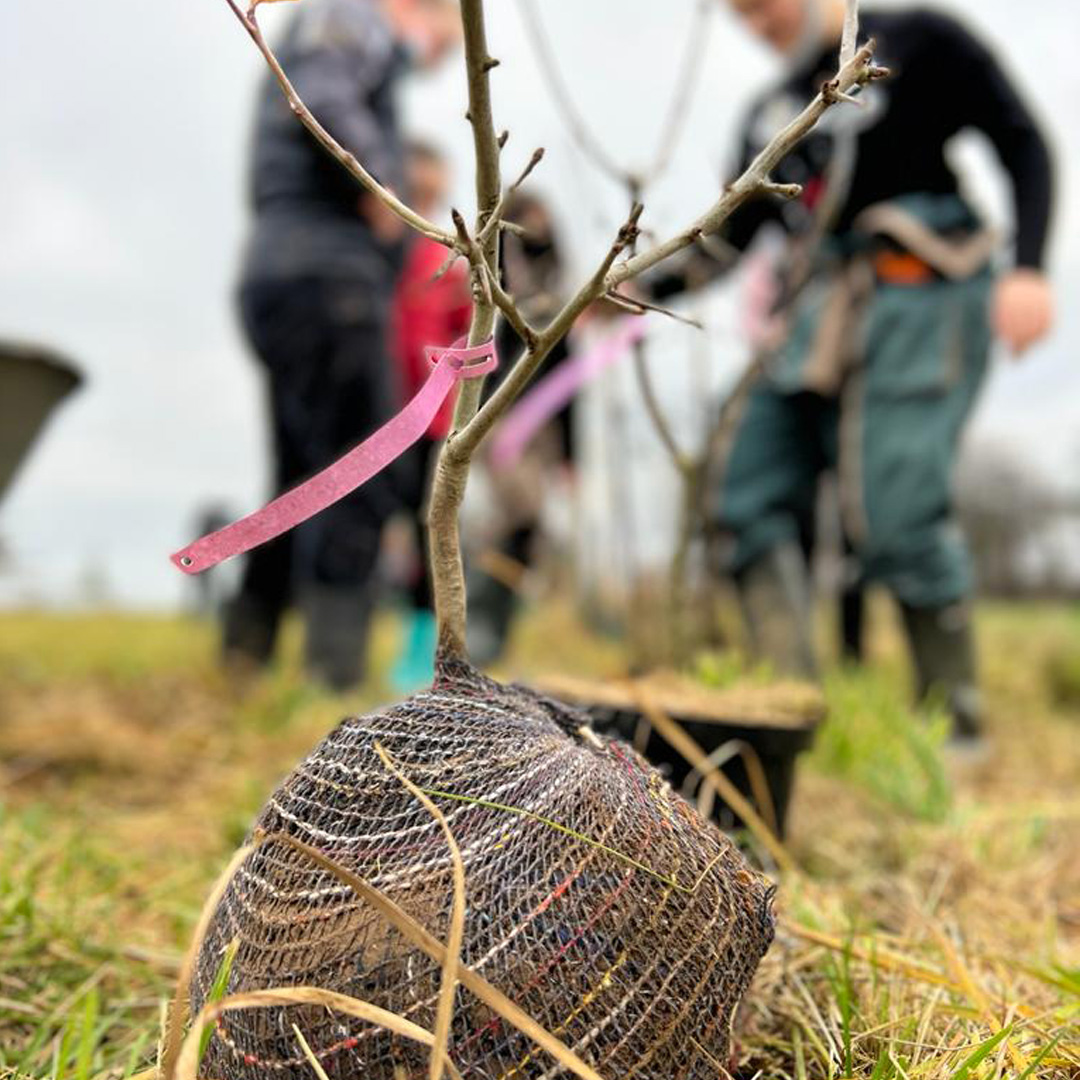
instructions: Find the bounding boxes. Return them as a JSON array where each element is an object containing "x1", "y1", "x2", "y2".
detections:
[{"x1": 0, "y1": 599, "x2": 1077, "y2": 1079}]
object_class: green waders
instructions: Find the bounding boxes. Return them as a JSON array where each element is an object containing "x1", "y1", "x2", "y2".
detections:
[{"x1": 716, "y1": 194, "x2": 995, "y2": 738}]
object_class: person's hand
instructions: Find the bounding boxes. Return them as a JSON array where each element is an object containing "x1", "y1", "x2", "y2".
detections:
[
  {"x1": 358, "y1": 193, "x2": 407, "y2": 245},
  {"x1": 991, "y1": 268, "x2": 1054, "y2": 357}
]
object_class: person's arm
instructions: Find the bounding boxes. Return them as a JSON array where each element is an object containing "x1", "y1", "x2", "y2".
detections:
[
  {"x1": 287, "y1": 3, "x2": 404, "y2": 191},
  {"x1": 932, "y1": 10, "x2": 1055, "y2": 354}
]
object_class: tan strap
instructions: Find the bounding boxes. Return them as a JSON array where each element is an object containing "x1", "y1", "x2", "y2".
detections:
[{"x1": 854, "y1": 202, "x2": 997, "y2": 280}]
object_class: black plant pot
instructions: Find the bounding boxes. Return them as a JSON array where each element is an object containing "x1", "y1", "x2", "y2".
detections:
[
  {"x1": 535, "y1": 673, "x2": 824, "y2": 839},
  {"x1": 0, "y1": 341, "x2": 82, "y2": 504}
]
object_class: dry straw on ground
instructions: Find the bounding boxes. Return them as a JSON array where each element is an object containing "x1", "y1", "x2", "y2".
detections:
[{"x1": 1, "y1": 606, "x2": 1077, "y2": 1079}]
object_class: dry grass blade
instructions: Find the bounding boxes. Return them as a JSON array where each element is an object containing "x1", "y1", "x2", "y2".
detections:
[
  {"x1": 175, "y1": 987, "x2": 437, "y2": 1080},
  {"x1": 253, "y1": 831, "x2": 607, "y2": 1080},
  {"x1": 783, "y1": 921, "x2": 1051, "y2": 1027},
  {"x1": 374, "y1": 742, "x2": 467, "y2": 1080},
  {"x1": 928, "y1": 922, "x2": 1029, "y2": 1075},
  {"x1": 160, "y1": 843, "x2": 255, "y2": 1080},
  {"x1": 691, "y1": 739, "x2": 779, "y2": 838},
  {"x1": 629, "y1": 683, "x2": 795, "y2": 873},
  {"x1": 292, "y1": 1023, "x2": 331, "y2": 1080},
  {"x1": 787, "y1": 922, "x2": 961, "y2": 994}
]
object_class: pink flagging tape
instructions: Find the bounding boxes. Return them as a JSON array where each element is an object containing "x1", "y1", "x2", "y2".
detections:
[
  {"x1": 489, "y1": 316, "x2": 649, "y2": 471},
  {"x1": 171, "y1": 337, "x2": 497, "y2": 575}
]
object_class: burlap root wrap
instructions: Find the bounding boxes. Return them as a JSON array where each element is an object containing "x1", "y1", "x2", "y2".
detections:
[{"x1": 192, "y1": 657, "x2": 775, "y2": 1079}]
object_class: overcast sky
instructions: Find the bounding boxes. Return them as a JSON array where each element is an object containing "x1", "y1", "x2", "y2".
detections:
[{"x1": 2, "y1": 0, "x2": 1078, "y2": 608}]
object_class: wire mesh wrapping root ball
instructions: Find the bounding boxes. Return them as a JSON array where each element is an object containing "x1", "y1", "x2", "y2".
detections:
[{"x1": 192, "y1": 656, "x2": 776, "y2": 1079}]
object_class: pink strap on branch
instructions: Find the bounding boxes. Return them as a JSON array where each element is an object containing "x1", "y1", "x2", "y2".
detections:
[
  {"x1": 489, "y1": 316, "x2": 650, "y2": 471},
  {"x1": 171, "y1": 337, "x2": 497, "y2": 575}
]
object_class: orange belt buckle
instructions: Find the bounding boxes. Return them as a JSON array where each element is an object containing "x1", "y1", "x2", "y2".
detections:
[{"x1": 873, "y1": 249, "x2": 935, "y2": 285}]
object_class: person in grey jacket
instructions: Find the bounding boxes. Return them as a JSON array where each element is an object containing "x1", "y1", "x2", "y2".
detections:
[{"x1": 223, "y1": 0, "x2": 460, "y2": 691}]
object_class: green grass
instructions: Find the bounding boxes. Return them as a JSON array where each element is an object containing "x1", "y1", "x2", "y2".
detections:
[
  {"x1": 1, "y1": 600, "x2": 1078, "y2": 1078},
  {"x1": 811, "y1": 665, "x2": 952, "y2": 821}
]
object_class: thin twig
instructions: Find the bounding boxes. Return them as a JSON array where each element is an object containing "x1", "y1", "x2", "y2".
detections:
[
  {"x1": 482, "y1": 263, "x2": 538, "y2": 347},
  {"x1": 643, "y1": 0, "x2": 714, "y2": 185},
  {"x1": 516, "y1": 0, "x2": 712, "y2": 190},
  {"x1": 451, "y1": 203, "x2": 644, "y2": 463},
  {"x1": 476, "y1": 147, "x2": 546, "y2": 247},
  {"x1": 515, "y1": 0, "x2": 629, "y2": 184},
  {"x1": 450, "y1": 208, "x2": 538, "y2": 348},
  {"x1": 513, "y1": 0, "x2": 711, "y2": 509},
  {"x1": 604, "y1": 289, "x2": 705, "y2": 330},
  {"x1": 431, "y1": 250, "x2": 464, "y2": 283},
  {"x1": 761, "y1": 180, "x2": 805, "y2": 199},
  {"x1": 219, "y1": 0, "x2": 456, "y2": 248},
  {"x1": 632, "y1": 344, "x2": 690, "y2": 470},
  {"x1": 605, "y1": 40, "x2": 885, "y2": 289}
]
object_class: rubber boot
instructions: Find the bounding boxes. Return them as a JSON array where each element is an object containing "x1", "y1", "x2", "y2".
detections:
[
  {"x1": 737, "y1": 542, "x2": 817, "y2": 679},
  {"x1": 390, "y1": 608, "x2": 438, "y2": 693},
  {"x1": 221, "y1": 594, "x2": 280, "y2": 677},
  {"x1": 300, "y1": 585, "x2": 375, "y2": 693},
  {"x1": 900, "y1": 601, "x2": 983, "y2": 745},
  {"x1": 840, "y1": 582, "x2": 866, "y2": 663},
  {"x1": 839, "y1": 556, "x2": 866, "y2": 664},
  {"x1": 465, "y1": 567, "x2": 517, "y2": 667}
]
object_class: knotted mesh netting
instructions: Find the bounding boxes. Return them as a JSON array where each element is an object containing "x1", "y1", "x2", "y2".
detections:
[{"x1": 192, "y1": 656, "x2": 775, "y2": 1079}]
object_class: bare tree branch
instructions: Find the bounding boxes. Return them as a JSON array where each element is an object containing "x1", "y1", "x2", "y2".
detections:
[
  {"x1": 632, "y1": 346, "x2": 691, "y2": 472},
  {"x1": 515, "y1": 0, "x2": 629, "y2": 185},
  {"x1": 481, "y1": 263, "x2": 539, "y2": 348},
  {"x1": 605, "y1": 40, "x2": 885, "y2": 290},
  {"x1": 428, "y1": 0, "x2": 504, "y2": 659},
  {"x1": 431, "y1": 250, "x2": 464, "y2": 282},
  {"x1": 760, "y1": 180, "x2": 805, "y2": 200},
  {"x1": 448, "y1": 209, "x2": 538, "y2": 347},
  {"x1": 643, "y1": 0, "x2": 714, "y2": 185},
  {"x1": 450, "y1": 203, "x2": 645, "y2": 463},
  {"x1": 517, "y1": 0, "x2": 712, "y2": 191},
  {"x1": 217, "y1": 0, "x2": 879, "y2": 659},
  {"x1": 476, "y1": 147, "x2": 546, "y2": 247},
  {"x1": 603, "y1": 290, "x2": 704, "y2": 330},
  {"x1": 221, "y1": 0, "x2": 457, "y2": 249},
  {"x1": 840, "y1": 0, "x2": 860, "y2": 66},
  {"x1": 456, "y1": 41, "x2": 882, "y2": 461}
]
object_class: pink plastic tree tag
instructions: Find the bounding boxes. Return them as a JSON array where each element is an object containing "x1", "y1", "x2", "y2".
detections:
[{"x1": 171, "y1": 337, "x2": 497, "y2": 574}]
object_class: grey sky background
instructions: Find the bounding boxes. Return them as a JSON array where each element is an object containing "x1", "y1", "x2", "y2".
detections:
[{"x1": 1, "y1": 0, "x2": 1078, "y2": 608}]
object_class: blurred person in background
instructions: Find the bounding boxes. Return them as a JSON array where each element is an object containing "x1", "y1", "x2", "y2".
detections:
[
  {"x1": 389, "y1": 140, "x2": 472, "y2": 691},
  {"x1": 677, "y1": 0, "x2": 1054, "y2": 744},
  {"x1": 221, "y1": 0, "x2": 461, "y2": 691}
]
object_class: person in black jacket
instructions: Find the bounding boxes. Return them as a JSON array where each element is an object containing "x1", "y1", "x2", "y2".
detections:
[
  {"x1": 222, "y1": 0, "x2": 460, "y2": 691},
  {"x1": 695, "y1": 0, "x2": 1055, "y2": 741}
]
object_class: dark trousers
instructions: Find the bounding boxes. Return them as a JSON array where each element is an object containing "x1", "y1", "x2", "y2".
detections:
[
  {"x1": 718, "y1": 270, "x2": 992, "y2": 611},
  {"x1": 226, "y1": 275, "x2": 399, "y2": 667}
]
